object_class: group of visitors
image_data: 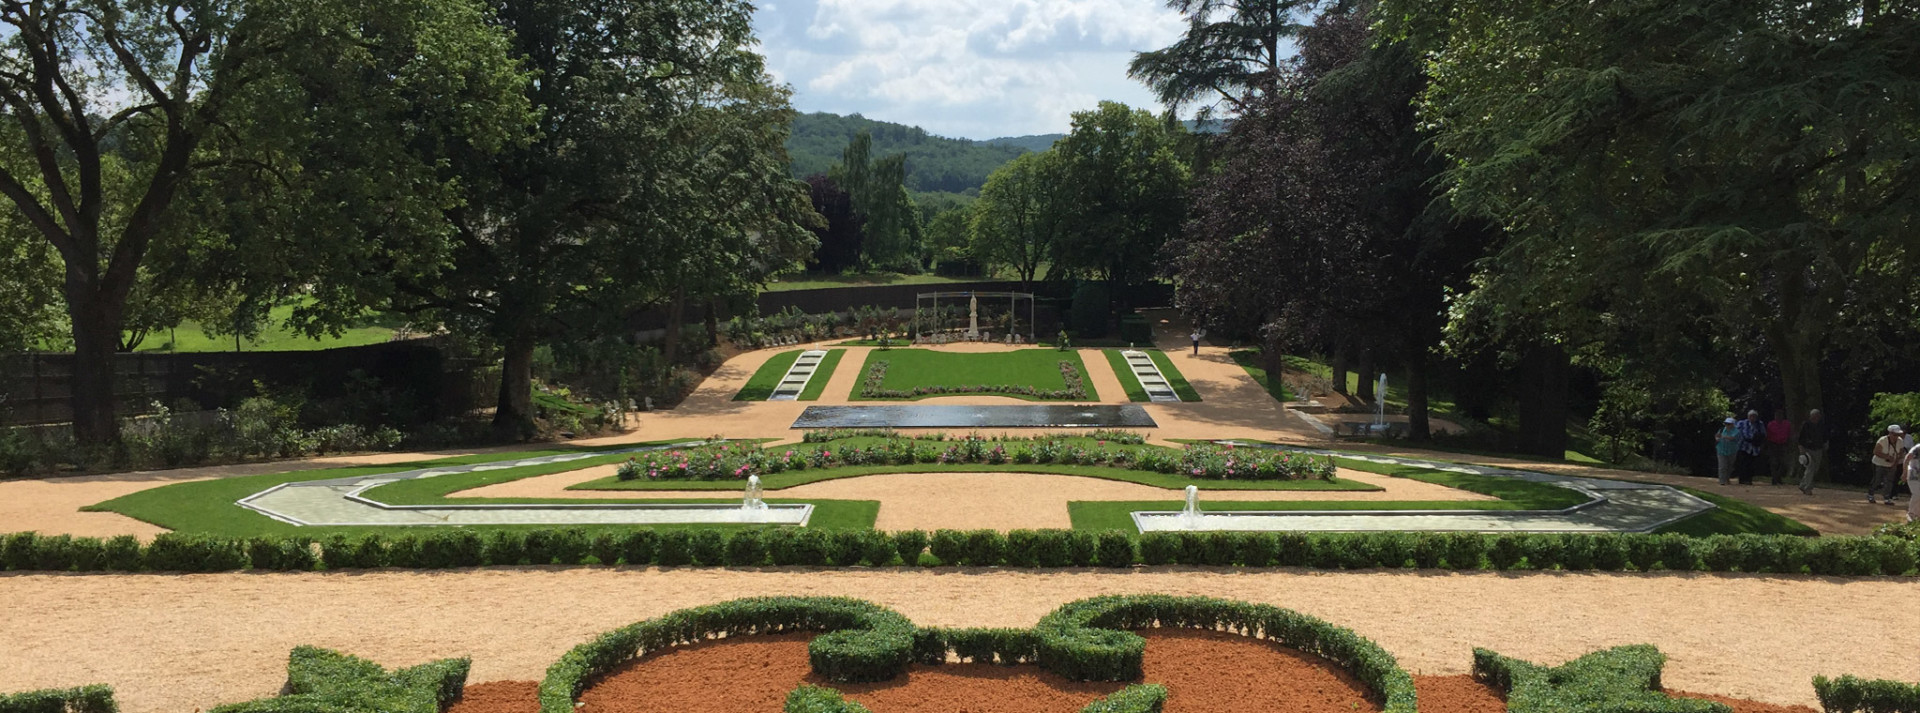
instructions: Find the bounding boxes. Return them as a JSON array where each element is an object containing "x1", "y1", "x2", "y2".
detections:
[
  {"x1": 1719, "y1": 408, "x2": 1919, "y2": 521},
  {"x1": 1714, "y1": 410, "x2": 1823, "y2": 491}
]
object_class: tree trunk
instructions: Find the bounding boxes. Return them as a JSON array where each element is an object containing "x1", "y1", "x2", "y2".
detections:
[
  {"x1": 66, "y1": 287, "x2": 123, "y2": 446},
  {"x1": 1764, "y1": 271, "x2": 1827, "y2": 434},
  {"x1": 1330, "y1": 350, "x2": 1349, "y2": 396},
  {"x1": 1263, "y1": 333, "x2": 1287, "y2": 402},
  {"x1": 1407, "y1": 348, "x2": 1431, "y2": 440},
  {"x1": 1355, "y1": 349, "x2": 1376, "y2": 402},
  {"x1": 704, "y1": 297, "x2": 721, "y2": 351},
  {"x1": 662, "y1": 287, "x2": 687, "y2": 364},
  {"x1": 1516, "y1": 342, "x2": 1570, "y2": 458},
  {"x1": 492, "y1": 334, "x2": 537, "y2": 441}
]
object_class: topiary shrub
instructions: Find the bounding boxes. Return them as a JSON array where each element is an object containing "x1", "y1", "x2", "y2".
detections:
[
  {"x1": 654, "y1": 531, "x2": 693, "y2": 566},
  {"x1": 1814, "y1": 674, "x2": 1920, "y2": 713},
  {"x1": 0, "y1": 684, "x2": 116, "y2": 713},
  {"x1": 146, "y1": 533, "x2": 248, "y2": 572},
  {"x1": 1093, "y1": 531, "x2": 1134, "y2": 568},
  {"x1": 783, "y1": 685, "x2": 872, "y2": 713},
  {"x1": 892, "y1": 530, "x2": 928, "y2": 566}
]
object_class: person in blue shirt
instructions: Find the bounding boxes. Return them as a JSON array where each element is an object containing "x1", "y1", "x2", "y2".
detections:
[
  {"x1": 1714, "y1": 416, "x2": 1741, "y2": 486},
  {"x1": 1734, "y1": 410, "x2": 1765, "y2": 485}
]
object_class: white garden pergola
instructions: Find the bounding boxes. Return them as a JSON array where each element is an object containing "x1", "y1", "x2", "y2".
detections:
[{"x1": 912, "y1": 291, "x2": 1036, "y2": 343}]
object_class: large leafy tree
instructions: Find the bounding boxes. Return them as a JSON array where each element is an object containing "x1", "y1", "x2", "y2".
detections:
[
  {"x1": 382, "y1": 0, "x2": 812, "y2": 439},
  {"x1": 830, "y1": 131, "x2": 920, "y2": 270},
  {"x1": 1383, "y1": 0, "x2": 1920, "y2": 431},
  {"x1": 0, "y1": 0, "x2": 528, "y2": 444},
  {"x1": 1052, "y1": 102, "x2": 1190, "y2": 291},
  {"x1": 970, "y1": 150, "x2": 1066, "y2": 288},
  {"x1": 1129, "y1": 0, "x2": 1324, "y2": 118}
]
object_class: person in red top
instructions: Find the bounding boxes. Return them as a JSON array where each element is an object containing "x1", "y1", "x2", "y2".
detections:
[{"x1": 1764, "y1": 410, "x2": 1794, "y2": 486}]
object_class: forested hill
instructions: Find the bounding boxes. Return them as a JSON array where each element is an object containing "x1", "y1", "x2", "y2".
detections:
[{"x1": 786, "y1": 112, "x2": 1028, "y2": 194}]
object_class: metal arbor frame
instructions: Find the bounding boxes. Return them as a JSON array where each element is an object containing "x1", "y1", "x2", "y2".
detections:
[{"x1": 912, "y1": 291, "x2": 1036, "y2": 343}]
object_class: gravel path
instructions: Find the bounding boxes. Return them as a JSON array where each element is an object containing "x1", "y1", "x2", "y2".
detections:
[
  {"x1": 1, "y1": 568, "x2": 1911, "y2": 713},
  {"x1": 454, "y1": 468, "x2": 1493, "y2": 531}
]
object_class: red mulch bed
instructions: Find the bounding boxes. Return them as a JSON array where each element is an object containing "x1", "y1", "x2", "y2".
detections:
[{"x1": 442, "y1": 632, "x2": 1815, "y2": 713}]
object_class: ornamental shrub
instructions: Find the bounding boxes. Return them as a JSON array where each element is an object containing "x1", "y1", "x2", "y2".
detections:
[
  {"x1": 767, "y1": 529, "x2": 830, "y2": 566},
  {"x1": 0, "y1": 685, "x2": 116, "y2": 713},
  {"x1": 963, "y1": 530, "x2": 1006, "y2": 566},
  {"x1": 1236, "y1": 532, "x2": 1280, "y2": 567},
  {"x1": 614, "y1": 530, "x2": 658, "y2": 565},
  {"x1": 654, "y1": 531, "x2": 693, "y2": 566},
  {"x1": 1063, "y1": 530, "x2": 1099, "y2": 567},
  {"x1": 414, "y1": 531, "x2": 484, "y2": 569},
  {"x1": 100, "y1": 535, "x2": 142, "y2": 572},
  {"x1": 724, "y1": 530, "x2": 768, "y2": 566},
  {"x1": 480, "y1": 531, "x2": 527, "y2": 566},
  {"x1": 1093, "y1": 531, "x2": 1134, "y2": 568},
  {"x1": 247, "y1": 537, "x2": 318, "y2": 571},
  {"x1": 689, "y1": 530, "x2": 726, "y2": 566},
  {"x1": 928, "y1": 529, "x2": 966, "y2": 565},
  {"x1": 1138, "y1": 533, "x2": 1178, "y2": 566},
  {"x1": 1005, "y1": 529, "x2": 1044, "y2": 567},
  {"x1": 783, "y1": 685, "x2": 872, "y2": 713},
  {"x1": 146, "y1": 533, "x2": 247, "y2": 572},
  {"x1": 892, "y1": 530, "x2": 928, "y2": 566},
  {"x1": 1813, "y1": 674, "x2": 1920, "y2": 713},
  {"x1": 1080, "y1": 684, "x2": 1166, "y2": 713}
]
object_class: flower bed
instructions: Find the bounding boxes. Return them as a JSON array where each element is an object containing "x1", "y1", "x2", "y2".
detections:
[
  {"x1": 856, "y1": 360, "x2": 1090, "y2": 400},
  {"x1": 612, "y1": 439, "x2": 1332, "y2": 482}
]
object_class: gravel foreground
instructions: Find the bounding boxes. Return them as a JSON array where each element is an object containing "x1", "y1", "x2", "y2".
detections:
[{"x1": 1, "y1": 567, "x2": 1912, "y2": 712}]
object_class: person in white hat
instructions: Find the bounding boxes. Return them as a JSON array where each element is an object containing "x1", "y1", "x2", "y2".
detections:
[
  {"x1": 1869, "y1": 424, "x2": 1905, "y2": 505},
  {"x1": 1714, "y1": 416, "x2": 1741, "y2": 486}
]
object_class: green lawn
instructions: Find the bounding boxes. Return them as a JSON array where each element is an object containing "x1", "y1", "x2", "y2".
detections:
[
  {"x1": 131, "y1": 303, "x2": 403, "y2": 353},
  {"x1": 1146, "y1": 350, "x2": 1201, "y2": 402},
  {"x1": 1228, "y1": 350, "x2": 1296, "y2": 403},
  {"x1": 799, "y1": 350, "x2": 844, "y2": 401},
  {"x1": 850, "y1": 348, "x2": 1099, "y2": 401},
  {"x1": 1642, "y1": 485, "x2": 1820, "y2": 536},
  {"x1": 1104, "y1": 350, "x2": 1150, "y2": 402},
  {"x1": 763, "y1": 272, "x2": 988, "y2": 292},
  {"x1": 734, "y1": 350, "x2": 803, "y2": 401},
  {"x1": 85, "y1": 443, "x2": 876, "y2": 536}
]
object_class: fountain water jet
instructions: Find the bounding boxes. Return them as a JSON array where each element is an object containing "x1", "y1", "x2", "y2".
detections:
[
  {"x1": 1180, "y1": 485, "x2": 1201, "y2": 529},
  {"x1": 740, "y1": 475, "x2": 768, "y2": 522}
]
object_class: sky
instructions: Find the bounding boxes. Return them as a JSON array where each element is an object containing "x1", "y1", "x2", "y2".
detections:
[{"x1": 752, "y1": 0, "x2": 1190, "y2": 141}]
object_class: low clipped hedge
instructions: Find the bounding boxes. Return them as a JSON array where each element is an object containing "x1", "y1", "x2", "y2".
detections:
[
  {"x1": 539, "y1": 597, "x2": 916, "y2": 713},
  {"x1": 784, "y1": 682, "x2": 1164, "y2": 713},
  {"x1": 0, "y1": 685, "x2": 116, "y2": 713},
  {"x1": 4, "y1": 529, "x2": 1915, "y2": 576},
  {"x1": 1815, "y1": 675, "x2": 1920, "y2": 712},
  {"x1": 1033, "y1": 595, "x2": 1416, "y2": 712},
  {"x1": 1474, "y1": 645, "x2": 1725, "y2": 713},
  {"x1": 210, "y1": 646, "x2": 469, "y2": 713}
]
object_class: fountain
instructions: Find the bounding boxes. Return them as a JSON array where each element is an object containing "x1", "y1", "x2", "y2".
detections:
[
  {"x1": 740, "y1": 475, "x2": 768, "y2": 521},
  {"x1": 1180, "y1": 485, "x2": 1201, "y2": 529}
]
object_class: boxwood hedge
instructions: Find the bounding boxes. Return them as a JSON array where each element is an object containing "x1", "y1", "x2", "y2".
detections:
[
  {"x1": 1815, "y1": 674, "x2": 1920, "y2": 713},
  {"x1": 3, "y1": 529, "x2": 1913, "y2": 576},
  {"x1": 0, "y1": 685, "x2": 115, "y2": 713}
]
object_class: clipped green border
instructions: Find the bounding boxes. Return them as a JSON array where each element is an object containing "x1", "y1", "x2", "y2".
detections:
[
  {"x1": 1103, "y1": 350, "x2": 1150, "y2": 402},
  {"x1": 848, "y1": 348, "x2": 1100, "y2": 402},
  {"x1": 735, "y1": 350, "x2": 804, "y2": 401}
]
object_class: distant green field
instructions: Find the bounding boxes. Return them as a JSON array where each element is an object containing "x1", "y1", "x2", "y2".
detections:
[
  {"x1": 851, "y1": 348, "x2": 1097, "y2": 401},
  {"x1": 132, "y1": 304, "x2": 404, "y2": 352},
  {"x1": 764, "y1": 272, "x2": 990, "y2": 292}
]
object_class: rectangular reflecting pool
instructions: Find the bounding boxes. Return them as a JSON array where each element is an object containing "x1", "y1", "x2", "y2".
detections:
[{"x1": 792, "y1": 405, "x2": 1157, "y2": 429}]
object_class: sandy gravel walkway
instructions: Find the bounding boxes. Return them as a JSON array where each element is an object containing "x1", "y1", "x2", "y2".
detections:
[
  {"x1": 2, "y1": 568, "x2": 1910, "y2": 713},
  {"x1": 451, "y1": 468, "x2": 1492, "y2": 531}
]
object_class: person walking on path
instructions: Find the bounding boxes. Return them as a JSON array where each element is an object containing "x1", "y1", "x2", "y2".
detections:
[
  {"x1": 1735, "y1": 410, "x2": 1765, "y2": 485},
  {"x1": 1765, "y1": 410, "x2": 1793, "y2": 485},
  {"x1": 1796, "y1": 409, "x2": 1830, "y2": 495},
  {"x1": 1870, "y1": 425, "x2": 1905, "y2": 505},
  {"x1": 1190, "y1": 329, "x2": 1202, "y2": 356},
  {"x1": 1907, "y1": 440, "x2": 1920, "y2": 522},
  {"x1": 1715, "y1": 416, "x2": 1741, "y2": 486}
]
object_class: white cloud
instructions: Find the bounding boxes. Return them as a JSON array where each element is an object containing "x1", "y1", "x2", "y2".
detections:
[{"x1": 754, "y1": 0, "x2": 1188, "y2": 139}]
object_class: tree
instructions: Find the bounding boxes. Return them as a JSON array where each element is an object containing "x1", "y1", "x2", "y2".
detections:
[
  {"x1": 922, "y1": 206, "x2": 973, "y2": 274},
  {"x1": 830, "y1": 131, "x2": 921, "y2": 270},
  {"x1": 379, "y1": 0, "x2": 811, "y2": 439},
  {"x1": 1052, "y1": 102, "x2": 1190, "y2": 294},
  {"x1": 804, "y1": 175, "x2": 865, "y2": 273},
  {"x1": 0, "y1": 0, "x2": 528, "y2": 444},
  {"x1": 970, "y1": 151, "x2": 1066, "y2": 287},
  {"x1": 1383, "y1": 0, "x2": 1920, "y2": 434},
  {"x1": 1129, "y1": 0, "x2": 1324, "y2": 118}
]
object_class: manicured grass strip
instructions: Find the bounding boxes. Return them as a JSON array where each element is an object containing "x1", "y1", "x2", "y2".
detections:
[
  {"x1": 1650, "y1": 486, "x2": 1819, "y2": 536},
  {"x1": 1145, "y1": 350, "x2": 1201, "y2": 402},
  {"x1": 1331, "y1": 457, "x2": 1593, "y2": 511},
  {"x1": 1103, "y1": 350, "x2": 1150, "y2": 402},
  {"x1": 1229, "y1": 349, "x2": 1294, "y2": 403},
  {"x1": 1067, "y1": 499, "x2": 1569, "y2": 531},
  {"x1": 81, "y1": 440, "x2": 880, "y2": 537},
  {"x1": 798, "y1": 349, "x2": 845, "y2": 401},
  {"x1": 849, "y1": 348, "x2": 1098, "y2": 401},
  {"x1": 734, "y1": 350, "x2": 803, "y2": 401},
  {"x1": 571, "y1": 461, "x2": 1378, "y2": 492}
]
